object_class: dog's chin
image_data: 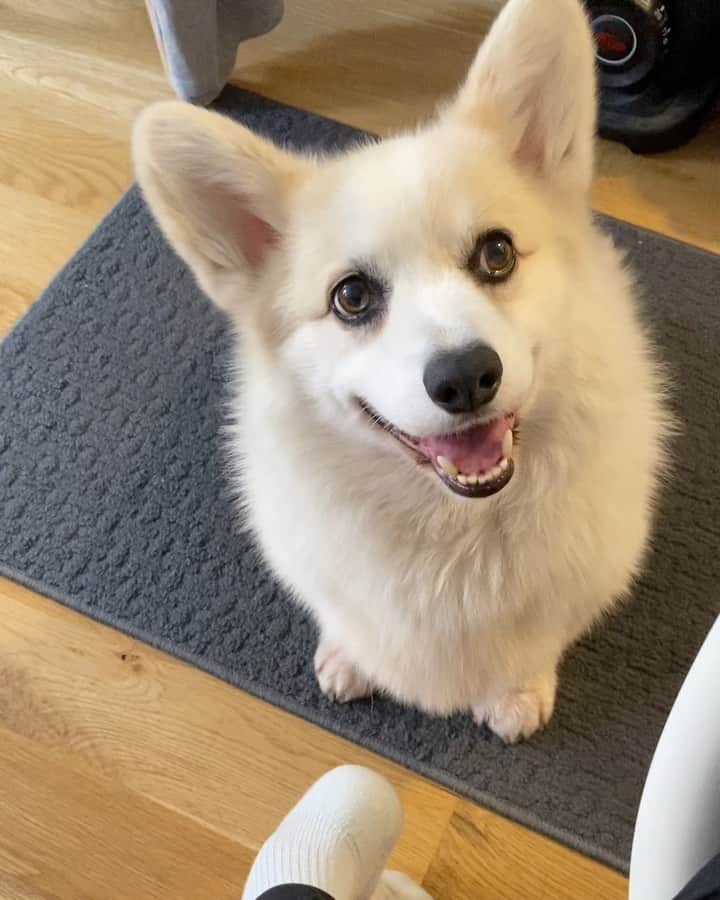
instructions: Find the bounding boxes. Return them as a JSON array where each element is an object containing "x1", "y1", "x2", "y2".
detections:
[{"x1": 356, "y1": 399, "x2": 516, "y2": 499}]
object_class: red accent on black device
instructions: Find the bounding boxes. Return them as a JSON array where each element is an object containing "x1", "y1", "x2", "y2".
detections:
[{"x1": 584, "y1": 0, "x2": 720, "y2": 152}]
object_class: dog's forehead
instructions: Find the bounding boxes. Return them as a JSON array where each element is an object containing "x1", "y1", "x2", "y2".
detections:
[{"x1": 306, "y1": 129, "x2": 536, "y2": 263}]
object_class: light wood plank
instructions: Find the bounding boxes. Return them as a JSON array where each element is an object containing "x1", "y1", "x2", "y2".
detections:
[
  {"x1": 0, "y1": 724, "x2": 253, "y2": 900},
  {"x1": 424, "y1": 800, "x2": 628, "y2": 899},
  {"x1": 0, "y1": 31, "x2": 168, "y2": 124},
  {"x1": 593, "y1": 123, "x2": 720, "y2": 252},
  {"x1": 2, "y1": 0, "x2": 162, "y2": 74},
  {"x1": 0, "y1": 579, "x2": 457, "y2": 887}
]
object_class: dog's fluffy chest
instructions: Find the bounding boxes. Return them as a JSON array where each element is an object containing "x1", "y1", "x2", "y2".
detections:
[{"x1": 237, "y1": 402, "x2": 607, "y2": 712}]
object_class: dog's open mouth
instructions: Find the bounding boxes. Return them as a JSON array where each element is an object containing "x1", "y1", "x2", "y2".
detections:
[{"x1": 358, "y1": 401, "x2": 516, "y2": 498}]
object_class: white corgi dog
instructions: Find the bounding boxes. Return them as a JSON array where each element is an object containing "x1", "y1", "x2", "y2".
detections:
[{"x1": 133, "y1": 0, "x2": 668, "y2": 742}]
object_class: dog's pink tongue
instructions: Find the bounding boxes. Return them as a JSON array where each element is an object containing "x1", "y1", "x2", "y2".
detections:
[{"x1": 419, "y1": 417, "x2": 511, "y2": 474}]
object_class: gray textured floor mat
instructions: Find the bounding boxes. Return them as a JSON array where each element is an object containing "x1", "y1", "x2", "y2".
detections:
[{"x1": 1, "y1": 87, "x2": 718, "y2": 872}]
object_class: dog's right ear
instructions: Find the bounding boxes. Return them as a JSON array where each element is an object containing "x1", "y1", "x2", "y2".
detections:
[{"x1": 132, "y1": 102, "x2": 311, "y2": 307}]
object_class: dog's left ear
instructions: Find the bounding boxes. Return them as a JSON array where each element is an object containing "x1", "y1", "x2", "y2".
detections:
[{"x1": 449, "y1": 0, "x2": 597, "y2": 197}]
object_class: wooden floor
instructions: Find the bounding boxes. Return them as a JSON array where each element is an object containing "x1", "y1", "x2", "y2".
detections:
[{"x1": 1, "y1": 1, "x2": 719, "y2": 897}]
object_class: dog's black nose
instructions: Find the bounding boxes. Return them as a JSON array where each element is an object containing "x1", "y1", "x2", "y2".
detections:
[{"x1": 423, "y1": 343, "x2": 503, "y2": 414}]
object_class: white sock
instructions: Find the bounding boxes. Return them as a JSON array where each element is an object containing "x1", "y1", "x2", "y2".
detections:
[{"x1": 242, "y1": 766, "x2": 419, "y2": 900}]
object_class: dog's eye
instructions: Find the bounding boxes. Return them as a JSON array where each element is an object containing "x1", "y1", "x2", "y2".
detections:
[
  {"x1": 331, "y1": 275, "x2": 373, "y2": 322},
  {"x1": 470, "y1": 231, "x2": 516, "y2": 282}
]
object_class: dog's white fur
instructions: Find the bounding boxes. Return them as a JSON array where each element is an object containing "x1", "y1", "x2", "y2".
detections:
[{"x1": 133, "y1": 0, "x2": 668, "y2": 742}]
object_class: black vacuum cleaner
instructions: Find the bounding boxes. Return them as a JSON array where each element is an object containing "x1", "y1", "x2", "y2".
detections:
[{"x1": 584, "y1": 0, "x2": 720, "y2": 152}]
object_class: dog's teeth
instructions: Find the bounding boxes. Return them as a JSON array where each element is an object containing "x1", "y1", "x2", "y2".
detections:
[
  {"x1": 502, "y1": 429, "x2": 513, "y2": 459},
  {"x1": 499, "y1": 457, "x2": 509, "y2": 471},
  {"x1": 437, "y1": 455, "x2": 458, "y2": 476},
  {"x1": 466, "y1": 473, "x2": 478, "y2": 485},
  {"x1": 457, "y1": 474, "x2": 468, "y2": 485},
  {"x1": 491, "y1": 464, "x2": 502, "y2": 479}
]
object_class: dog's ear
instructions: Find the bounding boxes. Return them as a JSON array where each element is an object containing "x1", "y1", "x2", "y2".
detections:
[
  {"x1": 448, "y1": 0, "x2": 597, "y2": 196},
  {"x1": 132, "y1": 102, "x2": 310, "y2": 305}
]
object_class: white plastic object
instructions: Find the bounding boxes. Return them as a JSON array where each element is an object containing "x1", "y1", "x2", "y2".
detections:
[{"x1": 629, "y1": 615, "x2": 720, "y2": 900}]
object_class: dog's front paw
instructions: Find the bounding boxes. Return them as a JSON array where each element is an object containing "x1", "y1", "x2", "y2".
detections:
[
  {"x1": 314, "y1": 640, "x2": 372, "y2": 703},
  {"x1": 473, "y1": 670, "x2": 557, "y2": 744}
]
